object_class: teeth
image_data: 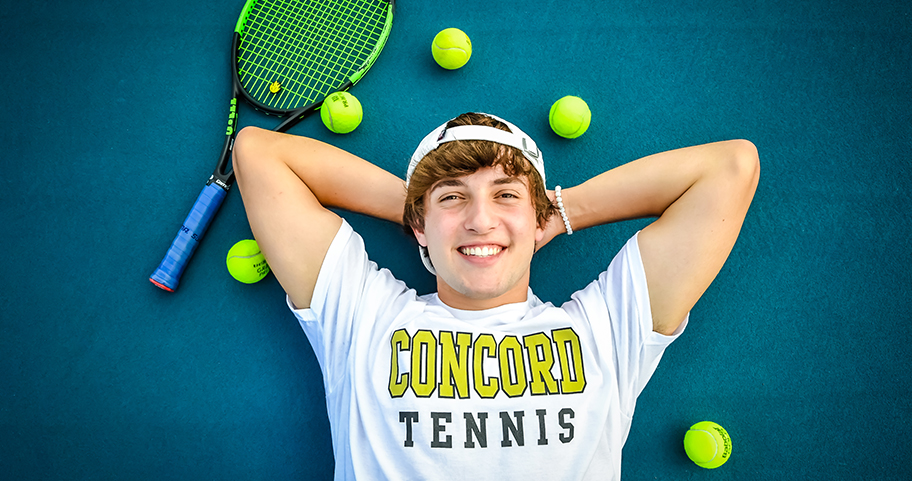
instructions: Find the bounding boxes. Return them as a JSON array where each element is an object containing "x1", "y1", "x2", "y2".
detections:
[{"x1": 460, "y1": 246, "x2": 502, "y2": 257}]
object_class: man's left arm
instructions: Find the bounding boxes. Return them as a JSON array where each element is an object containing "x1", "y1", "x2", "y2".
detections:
[{"x1": 546, "y1": 140, "x2": 760, "y2": 335}]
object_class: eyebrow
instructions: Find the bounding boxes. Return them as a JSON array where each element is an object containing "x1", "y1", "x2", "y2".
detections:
[
  {"x1": 493, "y1": 176, "x2": 525, "y2": 186},
  {"x1": 429, "y1": 176, "x2": 525, "y2": 194},
  {"x1": 431, "y1": 179, "x2": 466, "y2": 191}
]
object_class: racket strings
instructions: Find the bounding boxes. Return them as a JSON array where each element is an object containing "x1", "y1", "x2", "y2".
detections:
[
  {"x1": 238, "y1": 0, "x2": 389, "y2": 112},
  {"x1": 243, "y1": 0, "x2": 384, "y2": 102}
]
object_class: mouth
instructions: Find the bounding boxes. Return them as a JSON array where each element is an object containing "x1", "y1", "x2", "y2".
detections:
[{"x1": 459, "y1": 245, "x2": 504, "y2": 258}]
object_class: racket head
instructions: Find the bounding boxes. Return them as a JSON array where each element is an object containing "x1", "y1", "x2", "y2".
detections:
[{"x1": 233, "y1": 0, "x2": 395, "y2": 116}]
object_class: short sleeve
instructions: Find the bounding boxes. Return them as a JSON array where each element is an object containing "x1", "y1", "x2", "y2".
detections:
[
  {"x1": 286, "y1": 220, "x2": 411, "y2": 393},
  {"x1": 562, "y1": 232, "x2": 687, "y2": 416}
]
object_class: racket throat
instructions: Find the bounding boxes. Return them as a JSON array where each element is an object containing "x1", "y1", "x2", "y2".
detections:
[{"x1": 208, "y1": 175, "x2": 232, "y2": 190}]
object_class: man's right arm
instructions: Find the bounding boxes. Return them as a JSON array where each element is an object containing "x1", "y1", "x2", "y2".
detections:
[{"x1": 233, "y1": 127, "x2": 406, "y2": 309}]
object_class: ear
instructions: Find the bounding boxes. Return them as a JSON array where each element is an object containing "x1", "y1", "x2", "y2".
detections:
[{"x1": 412, "y1": 226, "x2": 428, "y2": 247}]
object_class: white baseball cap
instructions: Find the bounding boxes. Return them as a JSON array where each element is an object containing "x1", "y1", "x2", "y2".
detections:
[{"x1": 406, "y1": 113, "x2": 546, "y2": 274}]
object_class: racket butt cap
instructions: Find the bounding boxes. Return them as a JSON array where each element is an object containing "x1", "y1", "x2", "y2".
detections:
[{"x1": 150, "y1": 278, "x2": 175, "y2": 292}]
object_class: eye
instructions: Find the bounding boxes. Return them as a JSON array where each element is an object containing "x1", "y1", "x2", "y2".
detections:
[
  {"x1": 497, "y1": 190, "x2": 522, "y2": 200},
  {"x1": 438, "y1": 193, "x2": 462, "y2": 202}
]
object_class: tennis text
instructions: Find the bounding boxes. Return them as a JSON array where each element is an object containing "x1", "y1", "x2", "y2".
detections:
[{"x1": 398, "y1": 408, "x2": 576, "y2": 449}]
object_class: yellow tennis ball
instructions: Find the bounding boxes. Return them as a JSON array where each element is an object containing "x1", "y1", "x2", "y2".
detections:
[
  {"x1": 549, "y1": 95, "x2": 591, "y2": 139},
  {"x1": 226, "y1": 239, "x2": 270, "y2": 284},
  {"x1": 431, "y1": 28, "x2": 472, "y2": 70},
  {"x1": 683, "y1": 421, "x2": 732, "y2": 469},
  {"x1": 321, "y1": 91, "x2": 363, "y2": 134}
]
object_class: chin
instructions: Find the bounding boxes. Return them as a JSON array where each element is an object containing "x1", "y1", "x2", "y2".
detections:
[
  {"x1": 453, "y1": 277, "x2": 526, "y2": 304},
  {"x1": 434, "y1": 260, "x2": 532, "y2": 308},
  {"x1": 463, "y1": 286, "x2": 509, "y2": 301}
]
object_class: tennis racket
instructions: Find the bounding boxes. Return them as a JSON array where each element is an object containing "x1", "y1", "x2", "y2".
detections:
[{"x1": 150, "y1": 0, "x2": 394, "y2": 292}]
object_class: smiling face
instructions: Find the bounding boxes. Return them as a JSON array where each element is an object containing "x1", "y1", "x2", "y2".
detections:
[{"x1": 413, "y1": 165, "x2": 545, "y2": 310}]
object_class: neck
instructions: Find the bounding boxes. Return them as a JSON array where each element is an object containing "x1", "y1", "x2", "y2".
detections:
[{"x1": 435, "y1": 275, "x2": 531, "y2": 311}]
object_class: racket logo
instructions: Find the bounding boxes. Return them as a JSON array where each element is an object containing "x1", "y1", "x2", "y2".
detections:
[
  {"x1": 179, "y1": 224, "x2": 201, "y2": 241},
  {"x1": 225, "y1": 98, "x2": 238, "y2": 136},
  {"x1": 207, "y1": 175, "x2": 230, "y2": 190}
]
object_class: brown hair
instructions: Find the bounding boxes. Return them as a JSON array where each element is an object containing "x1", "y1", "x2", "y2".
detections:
[{"x1": 403, "y1": 113, "x2": 556, "y2": 234}]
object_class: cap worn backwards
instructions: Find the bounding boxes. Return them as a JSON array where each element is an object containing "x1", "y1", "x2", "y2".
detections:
[{"x1": 406, "y1": 113, "x2": 545, "y2": 187}]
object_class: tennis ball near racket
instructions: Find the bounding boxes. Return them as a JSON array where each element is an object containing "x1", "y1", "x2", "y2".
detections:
[
  {"x1": 431, "y1": 28, "x2": 472, "y2": 70},
  {"x1": 226, "y1": 240, "x2": 270, "y2": 284},
  {"x1": 321, "y1": 91, "x2": 363, "y2": 134},
  {"x1": 683, "y1": 421, "x2": 732, "y2": 469},
  {"x1": 549, "y1": 95, "x2": 591, "y2": 139}
]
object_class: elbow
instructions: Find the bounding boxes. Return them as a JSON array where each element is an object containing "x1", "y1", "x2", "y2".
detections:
[
  {"x1": 725, "y1": 139, "x2": 761, "y2": 196},
  {"x1": 232, "y1": 126, "x2": 268, "y2": 184},
  {"x1": 736, "y1": 139, "x2": 760, "y2": 179}
]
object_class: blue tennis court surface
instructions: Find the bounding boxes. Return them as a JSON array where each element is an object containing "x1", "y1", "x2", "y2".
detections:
[{"x1": 2, "y1": 1, "x2": 909, "y2": 479}]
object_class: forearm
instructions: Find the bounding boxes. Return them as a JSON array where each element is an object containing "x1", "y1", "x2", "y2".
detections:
[
  {"x1": 558, "y1": 140, "x2": 755, "y2": 232},
  {"x1": 240, "y1": 127, "x2": 406, "y2": 224}
]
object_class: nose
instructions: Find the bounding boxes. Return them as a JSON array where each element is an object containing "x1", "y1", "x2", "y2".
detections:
[{"x1": 463, "y1": 197, "x2": 498, "y2": 233}]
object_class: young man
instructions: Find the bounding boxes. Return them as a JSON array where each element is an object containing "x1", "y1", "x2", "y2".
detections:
[{"x1": 233, "y1": 112, "x2": 759, "y2": 480}]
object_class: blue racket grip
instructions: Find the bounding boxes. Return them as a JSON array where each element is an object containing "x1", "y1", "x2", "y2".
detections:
[{"x1": 150, "y1": 183, "x2": 228, "y2": 291}]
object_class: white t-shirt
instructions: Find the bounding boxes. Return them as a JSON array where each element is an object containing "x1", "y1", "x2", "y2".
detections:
[{"x1": 289, "y1": 220, "x2": 686, "y2": 480}]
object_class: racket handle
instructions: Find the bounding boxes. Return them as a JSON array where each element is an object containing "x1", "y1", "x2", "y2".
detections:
[{"x1": 150, "y1": 183, "x2": 228, "y2": 291}]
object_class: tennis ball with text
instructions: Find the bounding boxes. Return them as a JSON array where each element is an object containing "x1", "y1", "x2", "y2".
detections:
[
  {"x1": 226, "y1": 239, "x2": 270, "y2": 284},
  {"x1": 321, "y1": 91, "x2": 363, "y2": 134},
  {"x1": 683, "y1": 421, "x2": 732, "y2": 469}
]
